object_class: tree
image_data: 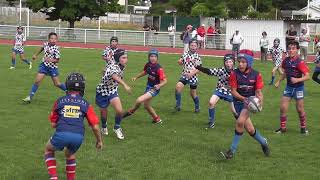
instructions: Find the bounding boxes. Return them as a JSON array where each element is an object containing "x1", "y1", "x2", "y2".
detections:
[
  {"x1": 170, "y1": 0, "x2": 199, "y2": 16},
  {"x1": 226, "y1": 0, "x2": 252, "y2": 18},
  {"x1": 104, "y1": 0, "x2": 123, "y2": 13},
  {"x1": 205, "y1": 0, "x2": 227, "y2": 18},
  {"x1": 272, "y1": 0, "x2": 307, "y2": 10},
  {"x1": 26, "y1": 0, "x2": 107, "y2": 28},
  {"x1": 6, "y1": 0, "x2": 16, "y2": 7},
  {"x1": 253, "y1": 0, "x2": 272, "y2": 13},
  {"x1": 191, "y1": 2, "x2": 209, "y2": 16}
]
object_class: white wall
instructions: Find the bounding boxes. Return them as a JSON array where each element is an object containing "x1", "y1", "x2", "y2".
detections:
[{"x1": 226, "y1": 19, "x2": 286, "y2": 51}]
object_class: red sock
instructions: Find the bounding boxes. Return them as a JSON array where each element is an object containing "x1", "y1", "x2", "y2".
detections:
[
  {"x1": 280, "y1": 116, "x2": 287, "y2": 129},
  {"x1": 45, "y1": 153, "x2": 58, "y2": 180},
  {"x1": 299, "y1": 113, "x2": 307, "y2": 128},
  {"x1": 153, "y1": 116, "x2": 160, "y2": 122},
  {"x1": 66, "y1": 159, "x2": 76, "y2": 180}
]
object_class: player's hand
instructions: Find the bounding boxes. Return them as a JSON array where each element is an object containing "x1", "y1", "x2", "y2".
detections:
[
  {"x1": 244, "y1": 98, "x2": 250, "y2": 106},
  {"x1": 185, "y1": 72, "x2": 193, "y2": 79},
  {"x1": 124, "y1": 85, "x2": 132, "y2": 94},
  {"x1": 154, "y1": 84, "x2": 161, "y2": 90},
  {"x1": 32, "y1": 55, "x2": 37, "y2": 60},
  {"x1": 274, "y1": 81, "x2": 280, "y2": 88},
  {"x1": 291, "y1": 77, "x2": 299, "y2": 84},
  {"x1": 96, "y1": 141, "x2": 103, "y2": 150},
  {"x1": 178, "y1": 59, "x2": 183, "y2": 65},
  {"x1": 132, "y1": 77, "x2": 137, "y2": 82}
]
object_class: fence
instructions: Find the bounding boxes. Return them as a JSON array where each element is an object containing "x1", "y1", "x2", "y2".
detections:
[{"x1": 0, "y1": 24, "x2": 316, "y2": 54}]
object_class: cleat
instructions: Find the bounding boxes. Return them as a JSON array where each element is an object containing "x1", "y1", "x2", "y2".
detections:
[
  {"x1": 194, "y1": 108, "x2": 200, "y2": 113},
  {"x1": 29, "y1": 62, "x2": 32, "y2": 69},
  {"x1": 22, "y1": 96, "x2": 31, "y2": 103},
  {"x1": 220, "y1": 149, "x2": 233, "y2": 159},
  {"x1": 175, "y1": 106, "x2": 181, "y2": 112},
  {"x1": 275, "y1": 128, "x2": 287, "y2": 134},
  {"x1": 100, "y1": 127, "x2": 108, "y2": 135},
  {"x1": 122, "y1": 109, "x2": 134, "y2": 118},
  {"x1": 268, "y1": 81, "x2": 273, "y2": 85},
  {"x1": 208, "y1": 122, "x2": 215, "y2": 128},
  {"x1": 152, "y1": 119, "x2": 162, "y2": 124},
  {"x1": 261, "y1": 138, "x2": 270, "y2": 157},
  {"x1": 113, "y1": 128, "x2": 124, "y2": 140},
  {"x1": 300, "y1": 128, "x2": 309, "y2": 135},
  {"x1": 9, "y1": 66, "x2": 15, "y2": 70}
]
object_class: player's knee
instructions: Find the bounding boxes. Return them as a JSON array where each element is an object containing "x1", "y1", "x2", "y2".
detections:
[
  {"x1": 208, "y1": 101, "x2": 215, "y2": 108},
  {"x1": 143, "y1": 104, "x2": 150, "y2": 110},
  {"x1": 136, "y1": 97, "x2": 144, "y2": 104}
]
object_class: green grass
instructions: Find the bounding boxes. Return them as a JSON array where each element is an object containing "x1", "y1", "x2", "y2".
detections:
[{"x1": 0, "y1": 45, "x2": 319, "y2": 180}]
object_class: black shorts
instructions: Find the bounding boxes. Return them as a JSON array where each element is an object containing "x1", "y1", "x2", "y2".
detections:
[{"x1": 179, "y1": 79, "x2": 197, "y2": 89}]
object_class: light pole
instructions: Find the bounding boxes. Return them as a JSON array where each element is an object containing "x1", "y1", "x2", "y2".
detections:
[{"x1": 19, "y1": 0, "x2": 22, "y2": 24}]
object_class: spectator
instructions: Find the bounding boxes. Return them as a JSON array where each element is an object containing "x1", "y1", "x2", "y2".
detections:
[
  {"x1": 168, "y1": 23, "x2": 175, "y2": 48},
  {"x1": 285, "y1": 24, "x2": 297, "y2": 50},
  {"x1": 299, "y1": 28, "x2": 310, "y2": 61},
  {"x1": 182, "y1": 25, "x2": 193, "y2": 52},
  {"x1": 151, "y1": 25, "x2": 159, "y2": 45},
  {"x1": 215, "y1": 27, "x2": 222, "y2": 49},
  {"x1": 197, "y1": 24, "x2": 206, "y2": 49},
  {"x1": 206, "y1": 25, "x2": 215, "y2": 48},
  {"x1": 259, "y1": 31, "x2": 269, "y2": 63},
  {"x1": 191, "y1": 27, "x2": 197, "y2": 39},
  {"x1": 143, "y1": 22, "x2": 151, "y2": 46},
  {"x1": 230, "y1": 30, "x2": 244, "y2": 58}
]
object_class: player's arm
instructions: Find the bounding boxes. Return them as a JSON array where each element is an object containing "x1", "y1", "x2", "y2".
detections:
[
  {"x1": 154, "y1": 68, "x2": 167, "y2": 90},
  {"x1": 86, "y1": 105, "x2": 103, "y2": 150},
  {"x1": 178, "y1": 57, "x2": 183, "y2": 65},
  {"x1": 112, "y1": 74, "x2": 132, "y2": 94},
  {"x1": 291, "y1": 61, "x2": 310, "y2": 84},
  {"x1": 132, "y1": 71, "x2": 147, "y2": 82},
  {"x1": 48, "y1": 101, "x2": 59, "y2": 128},
  {"x1": 32, "y1": 47, "x2": 44, "y2": 60},
  {"x1": 196, "y1": 65, "x2": 219, "y2": 76},
  {"x1": 255, "y1": 73, "x2": 264, "y2": 106}
]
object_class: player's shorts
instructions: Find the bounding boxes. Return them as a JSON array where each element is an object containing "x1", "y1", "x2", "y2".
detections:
[
  {"x1": 145, "y1": 84, "x2": 160, "y2": 97},
  {"x1": 38, "y1": 62, "x2": 59, "y2": 77},
  {"x1": 214, "y1": 90, "x2": 233, "y2": 102},
  {"x1": 179, "y1": 76, "x2": 198, "y2": 89},
  {"x1": 283, "y1": 85, "x2": 305, "y2": 100},
  {"x1": 95, "y1": 92, "x2": 119, "y2": 108},
  {"x1": 50, "y1": 131, "x2": 84, "y2": 154},
  {"x1": 12, "y1": 47, "x2": 24, "y2": 54},
  {"x1": 233, "y1": 100, "x2": 246, "y2": 117},
  {"x1": 273, "y1": 59, "x2": 282, "y2": 67}
]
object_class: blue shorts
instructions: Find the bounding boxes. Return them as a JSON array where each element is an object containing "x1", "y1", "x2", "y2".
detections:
[
  {"x1": 179, "y1": 76, "x2": 198, "y2": 89},
  {"x1": 283, "y1": 85, "x2": 305, "y2": 100},
  {"x1": 50, "y1": 131, "x2": 83, "y2": 154},
  {"x1": 38, "y1": 63, "x2": 59, "y2": 77},
  {"x1": 96, "y1": 92, "x2": 119, "y2": 108},
  {"x1": 145, "y1": 85, "x2": 160, "y2": 97},
  {"x1": 214, "y1": 90, "x2": 233, "y2": 102},
  {"x1": 12, "y1": 48, "x2": 24, "y2": 54},
  {"x1": 233, "y1": 101, "x2": 245, "y2": 117}
]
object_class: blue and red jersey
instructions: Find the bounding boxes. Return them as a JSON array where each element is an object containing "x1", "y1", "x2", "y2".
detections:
[
  {"x1": 143, "y1": 62, "x2": 166, "y2": 86},
  {"x1": 49, "y1": 93, "x2": 99, "y2": 136},
  {"x1": 229, "y1": 68, "x2": 264, "y2": 100},
  {"x1": 281, "y1": 56, "x2": 309, "y2": 87}
]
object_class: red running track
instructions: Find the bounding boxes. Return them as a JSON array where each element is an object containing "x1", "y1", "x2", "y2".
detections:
[{"x1": 0, "y1": 39, "x2": 315, "y2": 62}]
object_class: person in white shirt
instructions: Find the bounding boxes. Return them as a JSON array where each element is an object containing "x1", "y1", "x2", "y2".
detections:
[
  {"x1": 299, "y1": 28, "x2": 310, "y2": 61},
  {"x1": 168, "y1": 23, "x2": 175, "y2": 48},
  {"x1": 230, "y1": 30, "x2": 244, "y2": 58},
  {"x1": 259, "y1": 31, "x2": 269, "y2": 62},
  {"x1": 191, "y1": 28, "x2": 197, "y2": 39}
]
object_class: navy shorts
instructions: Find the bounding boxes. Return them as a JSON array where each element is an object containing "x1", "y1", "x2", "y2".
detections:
[
  {"x1": 283, "y1": 85, "x2": 305, "y2": 100},
  {"x1": 233, "y1": 100, "x2": 245, "y2": 116},
  {"x1": 12, "y1": 48, "x2": 24, "y2": 54},
  {"x1": 38, "y1": 62, "x2": 59, "y2": 77},
  {"x1": 214, "y1": 90, "x2": 233, "y2": 102},
  {"x1": 179, "y1": 76, "x2": 198, "y2": 89},
  {"x1": 96, "y1": 92, "x2": 119, "y2": 108},
  {"x1": 50, "y1": 132, "x2": 83, "y2": 154},
  {"x1": 145, "y1": 84, "x2": 160, "y2": 97}
]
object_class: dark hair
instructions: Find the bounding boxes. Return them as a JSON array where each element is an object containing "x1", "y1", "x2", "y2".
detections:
[
  {"x1": 262, "y1": 31, "x2": 267, "y2": 36},
  {"x1": 17, "y1": 26, "x2": 23, "y2": 30},
  {"x1": 48, "y1": 32, "x2": 58, "y2": 39},
  {"x1": 287, "y1": 40, "x2": 300, "y2": 49}
]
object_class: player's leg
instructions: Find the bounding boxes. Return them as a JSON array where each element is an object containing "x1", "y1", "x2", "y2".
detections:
[
  {"x1": 44, "y1": 141, "x2": 58, "y2": 180},
  {"x1": 229, "y1": 102, "x2": 239, "y2": 120},
  {"x1": 19, "y1": 53, "x2": 32, "y2": 69},
  {"x1": 144, "y1": 98, "x2": 162, "y2": 123},
  {"x1": 190, "y1": 86, "x2": 200, "y2": 113},
  {"x1": 269, "y1": 66, "x2": 277, "y2": 85},
  {"x1": 110, "y1": 97, "x2": 125, "y2": 139},
  {"x1": 123, "y1": 92, "x2": 152, "y2": 118},
  {"x1": 51, "y1": 76, "x2": 67, "y2": 92},
  {"x1": 64, "y1": 133, "x2": 83, "y2": 180},
  {"x1": 207, "y1": 94, "x2": 220, "y2": 128},
  {"x1": 23, "y1": 73, "x2": 46, "y2": 102},
  {"x1": 10, "y1": 51, "x2": 16, "y2": 69},
  {"x1": 244, "y1": 117, "x2": 270, "y2": 156},
  {"x1": 276, "y1": 96, "x2": 291, "y2": 133},
  {"x1": 296, "y1": 98, "x2": 308, "y2": 134},
  {"x1": 312, "y1": 71, "x2": 320, "y2": 84},
  {"x1": 64, "y1": 150, "x2": 76, "y2": 180},
  {"x1": 100, "y1": 108, "x2": 108, "y2": 135},
  {"x1": 175, "y1": 81, "x2": 185, "y2": 111}
]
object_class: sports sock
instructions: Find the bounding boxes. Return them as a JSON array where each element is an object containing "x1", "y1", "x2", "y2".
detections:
[
  {"x1": 114, "y1": 115, "x2": 122, "y2": 130},
  {"x1": 29, "y1": 84, "x2": 39, "y2": 98},
  {"x1": 208, "y1": 108, "x2": 215, "y2": 123},
  {"x1": 45, "y1": 153, "x2": 58, "y2": 180},
  {"x1": 175, "y1": 91, "x2": 181, "y2": 107},
  {"x1": 66, "y1": 159, "x2": 76, "y2": 180},
  {"x1": 230, "y1": 130, "x2": 243, "y2": 154},
  {"x1": 193, "y1": 96, "x2": 199, "y2": 110},
  {"x1": 250, "y1": 129, "x2": 267, "y2": 146}
]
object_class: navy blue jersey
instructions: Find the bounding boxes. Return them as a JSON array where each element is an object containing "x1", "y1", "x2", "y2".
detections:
[
  {"x1": 144, "y1": 62, "x2": 166, "y2": 86},
  {"x1": 281, "y1": 56, "x2": 309, "y2": 87}
]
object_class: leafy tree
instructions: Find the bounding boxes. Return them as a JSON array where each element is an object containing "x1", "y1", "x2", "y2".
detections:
[
  {"x1": 252, "y1": 0, "x2": 273, "y2": 12},
  {"x1": 26, "y1": 0, "x2": 107, "y2": 28},
  {"x1": 191, "y1": 2, "x2": 209, "y2": 16},
  {"x1": 6, "y1": 0, "x2": 16, "y2": 7},
  {"x1": 226, "y1": 0, "x2": 252, "y2": 18},
  {"x1": 272, "y1": 0, "x2": 307, "y2": 10}
]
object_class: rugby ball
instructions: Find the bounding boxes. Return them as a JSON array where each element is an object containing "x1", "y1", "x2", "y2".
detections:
[{"x1": 248, "y1": 96, "x2": 262, "y2": 113}]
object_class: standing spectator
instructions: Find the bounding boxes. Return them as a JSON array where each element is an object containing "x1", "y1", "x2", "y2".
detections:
[
  {"x1": 259, "y1": 31, "x2": 269, "y2": 62},
  {"x1": 197, "y1": 24, "x2": 206, "y2": 49},
  {"x1": 206, "y1": 25, "x2": 215, "y2": 48},
  {"x1": 182, "y1": 25, "x2": 193, "y2": 52},
  {"x1": 299, "y1": 28, "x2": 310, "y2": 61},
  {"x1": 285, "y1": 24, "x2": 297, "y2": 50},
  {"x1": 151, "y1": 25, "x2": 159, "y2": 45},
  {"x1": 230, "y1": 30, "x2": 244, "y2": 58},
  {"x1": 215, "y1": 27, "x2": 222, "y2": 49},
  {"x1": 168, "y1": 23, "x2": 175, "y2": 48},
  {"x1": 191, "y1": 27, "x2": 197, "y2": 39},
  {"x1": 143, "y1": 22, "x2": 151, "y2": 46}
]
